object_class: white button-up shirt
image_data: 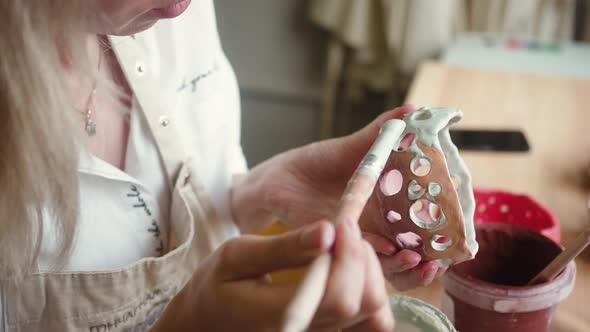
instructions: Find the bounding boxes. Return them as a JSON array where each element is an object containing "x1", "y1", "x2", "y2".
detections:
[{"x1": 0, "y1": 0, "x2": 247, "y2": 328}]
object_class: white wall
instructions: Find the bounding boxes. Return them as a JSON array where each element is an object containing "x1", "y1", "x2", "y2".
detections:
[{"x1": 215, "y1": 0, "x2": 325, "y2": 166}]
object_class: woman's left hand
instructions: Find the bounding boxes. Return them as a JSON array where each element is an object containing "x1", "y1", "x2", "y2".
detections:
[
  {"x1": 232, "y1": 104, "x2": 446, "y2": 290},
  {"x1": 232, "y1": 105, "x2": 413, "y2": 230}
]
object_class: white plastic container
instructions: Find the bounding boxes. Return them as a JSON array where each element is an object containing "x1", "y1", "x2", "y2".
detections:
[{"x1": 390, "y1": 295, "x2": 456, "y2": 332}]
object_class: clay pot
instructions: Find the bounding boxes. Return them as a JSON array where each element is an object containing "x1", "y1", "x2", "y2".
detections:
[{"x1": 441, "y1": 223, "x2": 576, "y2": 332}]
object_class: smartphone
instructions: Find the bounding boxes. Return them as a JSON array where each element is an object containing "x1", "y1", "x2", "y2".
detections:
[{"x1": 449, "y1": 129, "x2": 530, "y2": 152}]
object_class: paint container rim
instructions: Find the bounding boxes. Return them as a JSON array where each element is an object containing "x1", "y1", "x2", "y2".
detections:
[
  {"x1": 390, "y1": 294, "x2": 457, "y2": 331},
  {"x1": 441, "y1": 223, "x2": 576, "y2": 313}
]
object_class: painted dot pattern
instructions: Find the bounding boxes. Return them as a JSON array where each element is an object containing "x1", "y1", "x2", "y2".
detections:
[
  {"x1": 396, "y1": 232, "x2": 423, "y2": 249},
  {"x1": 387, "y1": 210, "x2": 402, "y2": 223},
  {"x1": 379, "y1": 169, "x2": 403, "y2": 196}
]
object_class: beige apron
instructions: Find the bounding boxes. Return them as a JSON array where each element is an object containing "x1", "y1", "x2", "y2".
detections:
[{"x1": 3, "y1": 38, "x2": 229, "y2": 332}]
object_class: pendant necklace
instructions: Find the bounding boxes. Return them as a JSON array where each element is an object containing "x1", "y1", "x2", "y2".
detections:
[
  {"x1": 82, "y1": 86, "x2": 97, "y2": 136},
  {"x1": 80, "y1": 48, "x2": 103, "y2": 137}
]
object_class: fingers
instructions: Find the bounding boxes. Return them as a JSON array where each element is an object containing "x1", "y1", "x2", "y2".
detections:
[
  {"x1": 338, "y1": 105, "x2": 417, "y2": 165},
  {"x1": 218, "y1": 221, "x2": 335, "y2": 280},
  {"x1": 363, "y1": 232, "x2": 396, "y2": 256},
  {"x1": 369, "y1": 105, "x2": 416, "y2": 131},
  {"x1": 316, "y1": 222, "x2": 366, "y2": 326},
  {"x1": 362, "y1": 233, "x2": 449, "y2": 293},
  {"x1": 379, "y1": 249, "x2": 421, "y2": 274},
  {"x1": 342, "y1": 244, "x2": 392, "y2": 332},
  {"x1": 435, "y1": 265, "x2": 448, "y2": 279},
  {"x1": 390, "y1": 104, "x2": 416, "y2": 119},
  {"x1": 386, "y1": 260, "x2": 443, "y2": 291},
  {"x1": 355, "y1": 242, "x2": 391, "y2": 329},
  {"x1": 313, "y1": 224, "x2": 390, "y2": 330},
  {"x1": 360, "y1": 105, "x2": 416, "y2": 141},
  {"x1": 345, "y1": 303, "x2": 394, "y2": 332},
  {"x1": 359, "y1": 242, "x2": 388, "y2": 314}
]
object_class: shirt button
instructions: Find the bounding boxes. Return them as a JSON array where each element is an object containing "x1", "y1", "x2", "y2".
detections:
[
  {"x1": 136, "y1": 62, "x2": 146, "y2": 76},
  {"x1": 159, "y1": 116, "x2": 170, "y2": 127}
]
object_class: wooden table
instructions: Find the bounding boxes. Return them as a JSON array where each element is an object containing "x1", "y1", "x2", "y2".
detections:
[
  {"x1": 399, "y1": 62, "x2": 590, "y2": 331},
  {"x1": 406, "y1": 62, "x2": 590, "y2": 232}
]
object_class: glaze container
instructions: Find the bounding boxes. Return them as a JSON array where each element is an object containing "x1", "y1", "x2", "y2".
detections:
[{"x1": 441, "y1": 223, "x2": 575, "y2": 332}]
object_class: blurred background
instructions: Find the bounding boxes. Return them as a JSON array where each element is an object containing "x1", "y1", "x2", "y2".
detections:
[
  {"x1": 217, "y1": 0, "x2": 590, "y2": 228},
  {"x1": 217, "y1": 0, "x2": 590, "y2": 232},
  {"x1": 217, "y1": 0, "x2": 590, "y2": 164}
]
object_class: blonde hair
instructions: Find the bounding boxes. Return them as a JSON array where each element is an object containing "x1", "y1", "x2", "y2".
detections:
[{"x1": 0, "y1": 1, "x2": 87, "y2": 280}]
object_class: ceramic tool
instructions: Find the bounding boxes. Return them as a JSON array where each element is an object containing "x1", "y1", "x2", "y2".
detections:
[
  {"x1": 528, "y1": 227, "x2": 590, "y2": 285},
  {"x1": 280, "y1": 119, "x2": 406, "y2": 332},
  {"x1": 374, "y1": 107, "x2": 478, "y2": 267}
]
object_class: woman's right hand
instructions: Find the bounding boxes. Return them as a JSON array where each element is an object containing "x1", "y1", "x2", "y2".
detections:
[{"x1": 152, "y1": 221, "x2": 394, "y2": 331}]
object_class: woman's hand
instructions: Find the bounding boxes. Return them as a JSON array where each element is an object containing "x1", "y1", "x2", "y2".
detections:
[
  {"x1": 152, "y1": 221, "x2": 394, "y2": 331},
  {"x1": 232, "y1": 105, "x2": 445, "y2": 291},
  {"x1": 361, "y1": 214, "x2": 448, "y2": 291},
  {"x1": 231, "y1": 105, "x2": 415, "y2": 231}
]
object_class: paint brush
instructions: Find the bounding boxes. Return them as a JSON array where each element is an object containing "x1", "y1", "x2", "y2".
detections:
[
  {"x1": 528, "y1": 227, "x2": 590, "y2": 285},
  {"x1": 279, "y1": 119, "x2": 406, "y2": 332}
]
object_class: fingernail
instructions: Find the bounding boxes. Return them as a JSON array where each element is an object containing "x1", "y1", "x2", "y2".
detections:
[
  {"x1": 302, "y1": 222, "x2": 334, "y2": 251},
  {"x1": 384, "y1": 244, "x2": 396, "y2": 256},
  {"x1": 320, "y1": 223, "x2": 336, "y2": 250},
  {"x1": 422, "y1": 267, "x2": 437, "y2": 282}
]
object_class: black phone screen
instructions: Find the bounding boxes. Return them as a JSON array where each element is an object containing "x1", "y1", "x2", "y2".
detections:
[{"x1": 449, "y1": 129, "x2": 530, "y2": 152}]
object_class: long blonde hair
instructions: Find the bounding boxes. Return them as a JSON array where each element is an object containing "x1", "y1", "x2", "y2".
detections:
[{"x1": 0, "y1": 1, "x2": 87, "y2": 280}]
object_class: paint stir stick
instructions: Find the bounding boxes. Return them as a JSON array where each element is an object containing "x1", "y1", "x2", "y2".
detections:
[
  {"x1": 279, "y1": 119, "x2": 406, "y2": 332},
  {"x1": 528, "y1": 227, "x2": 590, "y2": 285}
]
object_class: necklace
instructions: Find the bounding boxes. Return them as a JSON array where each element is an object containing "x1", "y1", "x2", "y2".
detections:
[
  {"x1": 82, "y1": 85, "x2": 98, "y2": 136},
  {"x1": 80, "y1": 45, "x2": 104, "y2": 137}
]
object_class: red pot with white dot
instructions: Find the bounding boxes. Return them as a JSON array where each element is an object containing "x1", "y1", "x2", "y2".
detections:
[{"x1": 473, "y1": 188, "x2": 561, "y2": 243}]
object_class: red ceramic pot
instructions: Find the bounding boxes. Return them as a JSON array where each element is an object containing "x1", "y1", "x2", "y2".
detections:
[
  {"x1": 473, "y1": 188, "x2": 561, "y2": 243},
  {"x1": 441, "y1": 223, "x2": 575, "y2": 332}
]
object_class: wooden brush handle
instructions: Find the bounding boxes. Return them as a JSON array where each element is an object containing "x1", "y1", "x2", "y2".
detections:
[
  {"x1": 280, "y1": 169, "x2": 380, "y2": 332},
  {"x1": 528, "y1": 228, "x2": 590, "y2": 285},
  {"x1": 279, "y1": 120, "x2": 406, "y2": 332}
]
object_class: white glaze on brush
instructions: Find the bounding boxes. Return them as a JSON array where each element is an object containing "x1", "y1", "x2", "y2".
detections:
[
  {"x1": 280, "y1": 119, "x2": 407, "y2": 332},
  {"x1": 362, "y1": 119, "x2": 407, "y2": 178}
]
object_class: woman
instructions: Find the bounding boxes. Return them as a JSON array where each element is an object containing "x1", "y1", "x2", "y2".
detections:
[{"x1": 0, "y1": 1, "x2": 445, "y2": 331}]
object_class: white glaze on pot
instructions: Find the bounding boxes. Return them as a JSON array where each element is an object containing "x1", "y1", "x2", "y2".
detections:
[{"x1": 400, "y1": 107, "x2": 478, "y2": 258}]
